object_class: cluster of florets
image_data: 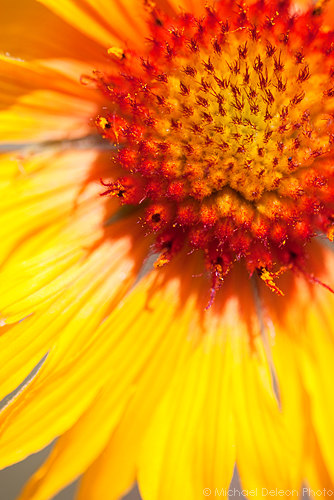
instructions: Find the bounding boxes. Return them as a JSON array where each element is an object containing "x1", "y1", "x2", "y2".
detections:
[{"x1": 95, "y1": 0, "x2": 334, "y2": 296}]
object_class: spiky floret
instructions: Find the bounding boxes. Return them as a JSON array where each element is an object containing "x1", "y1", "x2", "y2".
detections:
[{"x1": 95, "y1": 0, "x2": 334, "y2": 298}]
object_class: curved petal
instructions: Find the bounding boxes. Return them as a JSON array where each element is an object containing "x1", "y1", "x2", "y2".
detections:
[
  {"x1": 0, "y1": 144, "x2": 151, "y2": 404},
  {"x1": 38, "y1": 0, "x2": 150, "y2": 50},
  {"x1": 18, "y1": 260, "x2": 197, "y2": 500},
  {"x1": 17, "y1": 385, "x2": 133, "y2": 500},
  {"x1": 0, "y1": 257, "x2": 195, "y2": 471},
  {"x1": 0, "y1": 147, "x2": 113, "y2": 321},
  {"x1": 0, "y1": 216, "x2": 148, "y2": 402},
  {"x1": 0, "y1": 55, "x2": 99, "y2": 143},
  {"x1": 1, "y1": 0, "x2": 105, "y2": 63},
  {"x1": 76, "y1": 261, "x2": 206, "y2": 500}
]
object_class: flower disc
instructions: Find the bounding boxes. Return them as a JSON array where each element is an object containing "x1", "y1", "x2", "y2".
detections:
[{"x1": 95, "y1": 0, "x2": 334, "y2": 297}]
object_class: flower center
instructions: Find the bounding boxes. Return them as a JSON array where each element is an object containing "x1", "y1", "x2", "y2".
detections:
[{"x1": 95, "y1": 1, "x2": 334, "y2": 297}]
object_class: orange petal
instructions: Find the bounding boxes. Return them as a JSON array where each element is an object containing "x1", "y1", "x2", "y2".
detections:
[
  {"x1": 1, "y1": 0, "x2": 105, "y2": 62},
  {"x1": 0, "y1": 216, "x2": 148, "y2": 403},
  {"x1": 38, "y1": 0, "x2": 150, "y2": 50},
  {"x1": 165, "y1": 0, "x2": 206, "y2": 16},
  {"x1": 0, "y1": 147, "x2": 111, "y2": 270},
  {"x1": 322, "y1": 0, "x2": 334, "y2": 29},
  {"x1": 0, "y1": 55, "x2": 99, "y2": 143}
]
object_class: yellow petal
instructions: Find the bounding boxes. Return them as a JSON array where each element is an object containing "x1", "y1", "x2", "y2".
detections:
[
  {"x1": 304, "y1": 424, "x2": 333, "y2": 494},
  {"x1": 137, "y1": 269, "x2": 246, "y2": 500},
  {"x1": 224, "y1": 271, "x2": 301, "y2": 493},
  {"x1": 76, "y1": 266, "x2": 202, "y2": 500},
  {"x1": 0, "y1": 259, "x2": 192, "y2": 469},
  {"x1": 261, "y1": 243, "x2": 334, "y2": 487},
  {"x1": 137, "y1": 337, "x2": 235, "y2": 500},
  {"x1": 233, "y1": 332, "x2": 300, "y2": 493},
  {"x1": 17, "y1": 384, "x2": 133, "y2": 500},
  {"x1": 20, "y1": 259, "x2": 200, "y2": 500},
  {"x1": 270, "y1": 332, "x2": 305, "y2": 485},
  {"x1": 0, "y1": 152, "x2": 23, "y2": 190}
]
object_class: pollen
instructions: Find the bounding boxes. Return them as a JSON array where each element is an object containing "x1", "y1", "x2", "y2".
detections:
[{"x1": 94, "y1": 1, "x2": 334, "y2": 297}]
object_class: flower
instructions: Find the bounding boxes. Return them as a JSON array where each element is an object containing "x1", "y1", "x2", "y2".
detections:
[{"x1": 1, "y1": 0, "x2": 334, "y2": 499}]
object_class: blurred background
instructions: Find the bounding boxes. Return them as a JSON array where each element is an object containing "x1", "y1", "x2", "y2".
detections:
[
  {"x1": 0, "y1": 451, "x2": 309, "y2": 499},
  {"x1": 0, "y1": 446, "x2": 141, "y2": 500}
]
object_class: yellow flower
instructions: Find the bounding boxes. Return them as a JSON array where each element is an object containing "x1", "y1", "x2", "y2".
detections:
[{"x1": 1, "y1": 0, "x2": 334, "y2": 499}]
